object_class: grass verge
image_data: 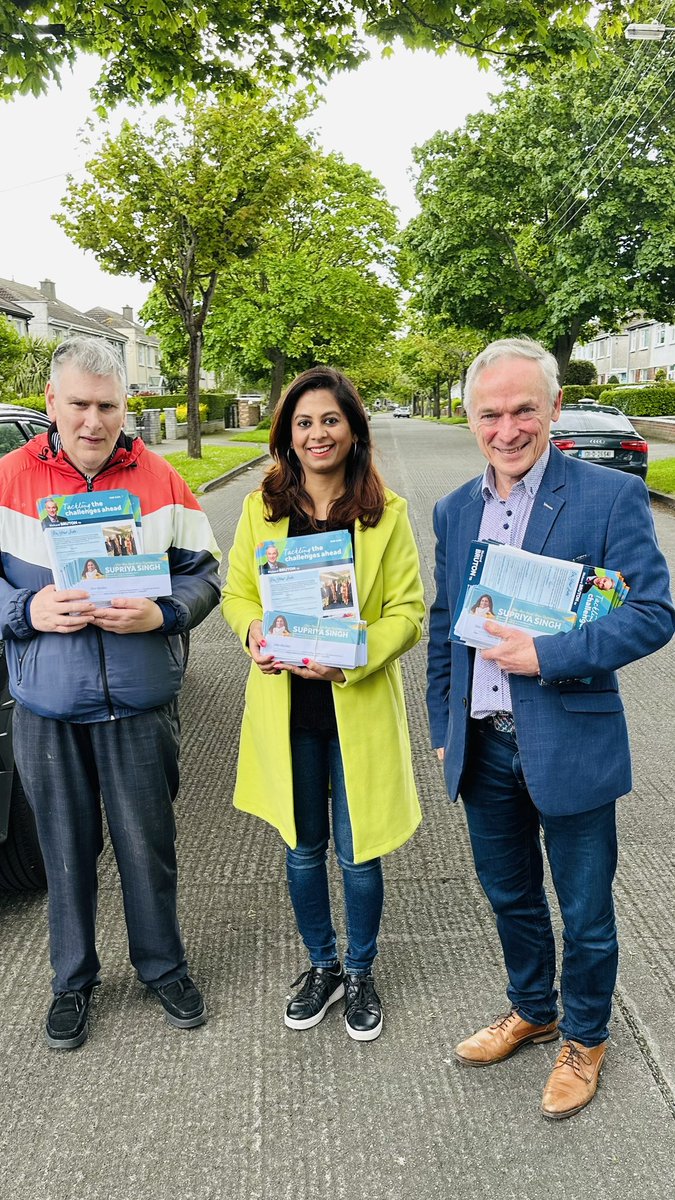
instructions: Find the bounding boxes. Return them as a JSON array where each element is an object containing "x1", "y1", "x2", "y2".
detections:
[
  {"x1": 165, "y1": 445, "x2": 265, "y2": 492},
  {"x1": 229, "y1": 428, "x2": 270, "y2": 443},
  {"x1": 647, "y1": 457, "x2": 675, "y2": 495}
]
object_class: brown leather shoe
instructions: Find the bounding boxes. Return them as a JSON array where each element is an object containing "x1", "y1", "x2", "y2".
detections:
[
  {"x1": 455, "y1": 1010, "x2": 560, "y2": 1067},
  {"x1": 541, "y1": 1039, "x2": 606, "y2": 1120}
]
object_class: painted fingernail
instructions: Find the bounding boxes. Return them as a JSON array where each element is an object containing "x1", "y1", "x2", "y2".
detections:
[
  {"x1": 302, "y1": 658, "x2": 310, "y2": 665},
  {"x1": 260, "y1": 638, "x2": 266, "y2": 646}
]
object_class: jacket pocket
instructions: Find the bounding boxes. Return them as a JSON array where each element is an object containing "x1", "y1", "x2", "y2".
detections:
[{"x1": 559, "y1": 691, "x2": 624, "y2": 713}]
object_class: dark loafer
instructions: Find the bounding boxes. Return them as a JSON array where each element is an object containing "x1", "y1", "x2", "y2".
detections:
[
  {"x1": 150, "y1": 975, "x2": 206, "y2": 1028},
  {"x1": 46, "y1": 984, "x2": 98, "y2": 1050}
]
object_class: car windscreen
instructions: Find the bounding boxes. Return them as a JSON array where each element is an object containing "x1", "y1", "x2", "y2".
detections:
[{"x1": 551, "y1": 411, "x2": 635, "y2": 434}]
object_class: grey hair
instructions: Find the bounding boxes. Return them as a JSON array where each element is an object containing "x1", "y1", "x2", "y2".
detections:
[
  {"x1": 464, "y1": 337, "x2": 560, "y2": 416},
  {"x1": 50, "y1": 337, "x2": 126, "y2": 393}
]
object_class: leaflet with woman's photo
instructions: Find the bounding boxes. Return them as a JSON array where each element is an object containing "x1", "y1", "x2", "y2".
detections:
[
  {"x1": 257, "y1": 530, "x2": 366, "y2": 667},
  {"x1": 38, "y1": 490, "x2": 171, "y2": 603},
  {"x1": 452, "y1": 541, "x2": 627, "y2": 649}
]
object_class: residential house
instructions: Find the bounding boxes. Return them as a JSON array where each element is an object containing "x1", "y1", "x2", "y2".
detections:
[
  {"x1": 572, "y1": 317, "x2": 675, "y2": 383},
  {"x1": 0, "y1": 285, "x2": 33, "y2": 337},
  {"x1": 86, "y1": 305, "x2": 162, "y2": 392},
  {"x1": 0, "y1": 277, "x2": 127, "y2": 365}
]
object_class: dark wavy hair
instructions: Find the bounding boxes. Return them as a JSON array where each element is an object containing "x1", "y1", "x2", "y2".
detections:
[{"x1": 262, "y1": 366, "x2": 386, "y2": 528}]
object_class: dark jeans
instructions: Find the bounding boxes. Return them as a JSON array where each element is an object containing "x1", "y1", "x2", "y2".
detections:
[
  {"x1": 13, "y1": 701, "x2": 188, "y2": 994},
  {"x1": 287, "y1": 729, "x2": 384, "y2": 976},
  {"x1": 460, "y1": 720, "x2": 618, "y2": 1046}
]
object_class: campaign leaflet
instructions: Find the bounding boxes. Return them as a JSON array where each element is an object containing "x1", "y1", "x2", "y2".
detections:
[
  {"x1": 452, "y1": 541, "x2": 627, "y2": 649},
  {"x1": 257, "y1": 530, "x2": 366, "y2": 668},
  {"x1": 37, "y1": 490, "x2": 172, "y2": 604}
]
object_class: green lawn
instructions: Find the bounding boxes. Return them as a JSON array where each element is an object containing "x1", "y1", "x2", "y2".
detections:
[
  {"x1": 229, "y1": 428, "x2": 270, "y2": 443},
  {"x1": 164, "y1": 444, "x2": 265, "y2": 492},
  {"x1": 647, "y1": 457, "x2": 675, "y2": 494}
]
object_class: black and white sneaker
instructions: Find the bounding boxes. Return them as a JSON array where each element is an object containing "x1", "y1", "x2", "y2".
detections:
[
  {"x1": 344, "y1": 973, "x2": 383, "y2": 1042},
  {"x1": 284, "y1": 964, "x2": 345, "y2": 1030}
]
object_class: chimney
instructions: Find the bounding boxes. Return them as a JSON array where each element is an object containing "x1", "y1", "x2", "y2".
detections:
[
  {"x1": 40, "y1": 279, "x2": 56, "y2": 300},
  {"x1": 122, "y1": 305, "x2": 134, "y2": 322}
]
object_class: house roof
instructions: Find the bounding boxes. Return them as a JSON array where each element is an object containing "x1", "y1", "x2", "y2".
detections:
[
  {"x1": 0, "y1": 278, "x2": 127, "y2": 342},
  {"x1": 0, "y1": 284, "x2": 33, "y2": 321},
  {"x1": 86, "y1": 306, "x2": 159, "y2": 344}
]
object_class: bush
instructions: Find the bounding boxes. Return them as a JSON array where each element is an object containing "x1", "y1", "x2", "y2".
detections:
[
  {"x1": 598, "y1": 385, "x2": 675, "y2": 416},
  {"x1": 561, "y1": 384, "x2": 606, "y2": 403},
  {"x1": 256, "y1": 415, "x2": 272, "y2": 430},
  {"x1": 175, "y1": 402, "x2": 208, "y2": 423},
  {"x1": 563, "y1": 359, "x2": 597, "y2": 386},
  {"x1": 451, "y1": 397, "x2": 465, "y2": 415},
  {"x1": 607, "y1": 375, "x2": 619, "y2": 385},
  {"x1": 164, "y1": 392, "x2": 236, "y2": 420},
  {"x1": 7, "y1": 393, "x2": 47, "y2": 412}
]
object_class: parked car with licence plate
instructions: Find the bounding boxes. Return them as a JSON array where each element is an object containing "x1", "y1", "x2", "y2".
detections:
[
  {"x1": 0, "y1": 404, "x2": 50, "y2": 891},
  {"x1": 392, "y1": 405, "x2": 411, "y2": 418},
  {"x1": 550, "y1": 403, "x2": 648, "y2": 480}
]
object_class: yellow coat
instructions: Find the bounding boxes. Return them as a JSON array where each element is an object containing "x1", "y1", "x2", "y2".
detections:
[{"x1": 221, "y1": 488, "x2": 424, "y2": 863}]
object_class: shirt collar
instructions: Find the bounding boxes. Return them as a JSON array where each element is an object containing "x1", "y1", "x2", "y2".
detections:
[{"x1": 480, "y1": 445, "x2": 551, "y2": 502}]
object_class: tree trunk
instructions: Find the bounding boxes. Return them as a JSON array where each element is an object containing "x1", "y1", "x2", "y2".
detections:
[
  {"x1": 460, "y1": 366, "x2": 467, "y2": 400},
  {"x1": 433, "y1": 377, "x2": 441, "y2": 420},
  {"x1": 267, "y1": 350, "x2": 286, "y2": 413},
  {"x1": 553, "y1": 320, "x2": 582, "y2": 386},
  {"x1": 186, "y1": 328, "x2": 203, "y2": 459}
]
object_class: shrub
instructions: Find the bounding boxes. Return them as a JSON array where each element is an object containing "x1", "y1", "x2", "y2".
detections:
[
  {"x1": 451, "y1": 397, "x2": 464, "y2": 415},
  {"x1": 7, "y1": 393, "x2": 47, "y2": 412},
  {"x1": 164, "y1": 392, "x2": 236, "y2": 420},
  {"x1": 563, "y1": 359, "x2": 597, "y2": 386},
  {"x1": 607, "y1": 375, "x2": 619, "y2": 385},
  {"x1": 256, "y1": 415, "x2": 272, "y2": 430},
  {"x1": 598, "y1": 386, "x2": 675, "y2": 416},
  {"x1": 561, "y1": 384, "x2": 606, "y2": 403},
  {"x1": 175, "y1": 402, "x2": 208, "y2": 423}
]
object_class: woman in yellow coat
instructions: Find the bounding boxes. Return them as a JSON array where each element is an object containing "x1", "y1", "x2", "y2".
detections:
[{"x1": 222, "y1": 367, "x2": 424, "y2": 1042}]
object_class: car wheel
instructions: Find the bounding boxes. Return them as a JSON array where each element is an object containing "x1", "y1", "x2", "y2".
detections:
[{"x1": 0, "y1": 771, "x2": 47, "y2": 892}]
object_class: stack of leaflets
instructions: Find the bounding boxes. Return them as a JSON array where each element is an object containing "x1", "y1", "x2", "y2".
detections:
[
  {"x1": 37, "y1": 490, "x2": 171, "y2": 605},
  {"x1": 452, "y1": 540, "x2": 628, "y2": 650},
  {"x1": 257, "y1": 530, "x2": 367, "y2": 668}
]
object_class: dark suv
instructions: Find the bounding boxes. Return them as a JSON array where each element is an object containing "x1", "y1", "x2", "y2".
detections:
[{"x1": 0, "y1": 404, "x2": 49, "y2": 891}]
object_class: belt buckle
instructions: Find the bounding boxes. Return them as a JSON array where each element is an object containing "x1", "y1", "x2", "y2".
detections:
[{"x1": 491, "y1": 711, "x2": 516, "y2": 736}]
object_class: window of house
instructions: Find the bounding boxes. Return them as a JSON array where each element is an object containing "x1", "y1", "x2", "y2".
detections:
[
  {"x1": 657, "y1": 324, "x2": 666, "y2": 345},
  {"x1": 629, "y1": 368, "x2": 636, "y2": 382},
  {"x1": 629, "y1": 329, "x2": 637, "y2": 351},
  {"x1": 138, "y1": 344, "x2": 146, "y2": 367},
  {"x1": 640, "y1": 327, "x2": 650, "y2": 349}
]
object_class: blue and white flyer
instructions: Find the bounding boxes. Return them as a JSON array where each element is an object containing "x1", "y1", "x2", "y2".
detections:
[{"x1": 257, "y1": 530, "x2": 366, "y2": 667}]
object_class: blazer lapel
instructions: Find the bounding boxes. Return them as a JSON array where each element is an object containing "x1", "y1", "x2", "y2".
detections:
[
  {"x1": 457, "y1": 479, "x2": 485, "y2": 563},
  {"x1": 353, "y1": 503, "x2": 397, "y2": 608},
  {"x1": 522, "y1": 447, "x2": 567, "y2": 556}
]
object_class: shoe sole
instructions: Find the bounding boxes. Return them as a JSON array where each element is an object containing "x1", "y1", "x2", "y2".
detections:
[
  {"x1": 284, "y1": 982, "x2": 345, "y2": 1030},
  {"x1": 163, "y1": 1006, "x2": 207, "y2": 1029},
  {"x1": 45, "y1": 1023, "x2": 89, "y2": 1050},
  {"x1": 345, "y1": 1013, "x2": 383, "y2": 1042},
  {"x1": 455, "y1": 1028, "x2": 560, "y2": 1067}
]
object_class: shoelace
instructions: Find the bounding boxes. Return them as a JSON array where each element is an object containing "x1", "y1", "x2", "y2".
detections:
[
  {"x1": 289, "y1": 967, "x2": 337, "y2": 1000},
  {"x1": 344, "y1": 976, "x2": 378, "y2": 1016},
  {"x1": 552, "y1": 1041, "x2": 593, "y2": 1080},
  {"x1": 54, "y1": 989, "x2": 88, "y2": 1012},
  {"x1": 488, "y1": 1010, "x2": 521, "y2": 1031}
]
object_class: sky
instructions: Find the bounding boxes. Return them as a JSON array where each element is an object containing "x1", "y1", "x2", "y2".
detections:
[{"x1": 0, "y1": 44, "x2": 499, "y2": 321}]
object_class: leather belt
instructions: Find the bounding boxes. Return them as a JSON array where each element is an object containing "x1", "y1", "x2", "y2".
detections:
[{"x1": 484, "y1": 711, "x2": 516, "y2": 736}]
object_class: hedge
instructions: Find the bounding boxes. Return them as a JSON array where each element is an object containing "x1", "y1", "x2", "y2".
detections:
[
  {"x1": 597, "y1": 385, "x2": 675, "y2": 416},
  {"x1": 4, "y1": 393, "x2": 47, "y2": 412},
  {"x1": 163, "y1": 392, "x2": 237, "y2": 420},
  {"x1": 561, "y1": 384, "x2": 607, "y2": 404}
]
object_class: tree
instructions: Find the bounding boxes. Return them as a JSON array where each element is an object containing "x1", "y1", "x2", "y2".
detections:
[
  {"x1": 405, "y1": 35, "x2": 675, "y2": 379},
  {"x1": 56, "y1": 91, "x2": 309, "y2": 456},
  {"x1": 173, "y1": 150, "x2": 401, "y2": 409},
  {"x1": 10, "y1": 334, "x2": 61, "y2": 397},
  {"x1": 0, "y1": 316, "x2": 24, "y2": 398},
  {"x1": 564, "y1": 358, "x2": 597, "y2": 385},
  {"x1": 1, "y1": 2, "x2": 629, "y2": 105}
]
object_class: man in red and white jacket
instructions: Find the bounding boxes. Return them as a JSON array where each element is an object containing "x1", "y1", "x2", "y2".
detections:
[{"x1": 0, "y1": 338, "x2": 221, "y2": 1049}]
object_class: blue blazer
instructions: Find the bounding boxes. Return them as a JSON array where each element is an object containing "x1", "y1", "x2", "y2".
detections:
[{"x1": 426, "y1": 446, "x2": 675, "y2": 816}]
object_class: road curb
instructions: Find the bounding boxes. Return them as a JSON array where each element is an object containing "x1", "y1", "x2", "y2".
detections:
[
  {"x1": 648, "y1": 488, "x2": 675, "y2": 513},
  {"x1": 198, "y1": 450, "x2": 269, "y2": 493}
]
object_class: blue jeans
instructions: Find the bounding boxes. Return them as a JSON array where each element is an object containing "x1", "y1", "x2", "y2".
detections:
[
  {"x1": 287, "y1": 729, "x2": 384, "y2": 976},
  {"x1": 460, "y1": 720, "x2": 618, "y2": 1046},
  {"x1": 13, "y1": 701, "x2": 188, "y2": 994}
]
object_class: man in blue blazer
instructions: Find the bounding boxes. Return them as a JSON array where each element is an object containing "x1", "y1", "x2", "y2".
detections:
[{"x1": 427, "y1": 337, "x2": 674, "y2": 1120}]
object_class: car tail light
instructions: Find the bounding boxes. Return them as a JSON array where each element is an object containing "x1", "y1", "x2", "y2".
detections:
[
  {"x1": 620, "y1": 439, "x2": 648, "y2": 452},
  {"x1": 552, "y1": 438, "x2": 576, "y2": 450}
]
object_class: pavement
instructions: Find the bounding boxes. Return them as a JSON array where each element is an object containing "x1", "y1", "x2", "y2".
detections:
[{"x1": 1, "y1": 417, "x2": 675, "y2": 1200}]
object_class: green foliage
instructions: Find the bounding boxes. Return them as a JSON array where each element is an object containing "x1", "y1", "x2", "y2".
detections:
[
  {"x1": 561, "y1": 384, "x2": 606, "y2": 403},
  {"x1": 0, "y1": 316, "x2": 25, "y2": 399},
  {"x1": 197, "y1": 148, "x2": 401, "y2": 408},
  {"x1": 175, "y1": 403, "x2": 208, "y2": 423},
  {"x1": 57, "y1": 88, "x2": 310, "y2": 456},
  {"x1": 0, "y1": 3, "x2": 625, "y2": 107},
  {"x1": 655, "y1": 367, "x2": 668, "y2": 382},
  {"x1": 405, "y1": 34, "x2": 675, "y2": 377},
  {"x1": 563, "y1": 359, "x2": 596, "y2": 386},
  {"x1": 607, "y1": 375, "x2": 619, "y2": 385},
  {"x1": 599, "y1": 386, "x2": 675, "y2": 416},
  {"x1": 163, "y1": 393, "x2": 236, "y2": 420},
  {"x1": 9, "y1": 335, "x2": 61, "y2": 397},
  {"x1": 4, "y1": 393, "x2": 48, "y2": 412}
]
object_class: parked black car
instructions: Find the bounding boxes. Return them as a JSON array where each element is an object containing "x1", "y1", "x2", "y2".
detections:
[
  {"x1": 550, "y1": 403, "x2": 648, "y2": 479},
  {"x1": 0, "y1": 404, "x2": 50, "y2": 891}
]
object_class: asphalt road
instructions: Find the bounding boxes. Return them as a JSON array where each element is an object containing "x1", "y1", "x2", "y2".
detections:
[{"x1": 1, "y1": 416, "x2": 674, "y2": 1200}]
